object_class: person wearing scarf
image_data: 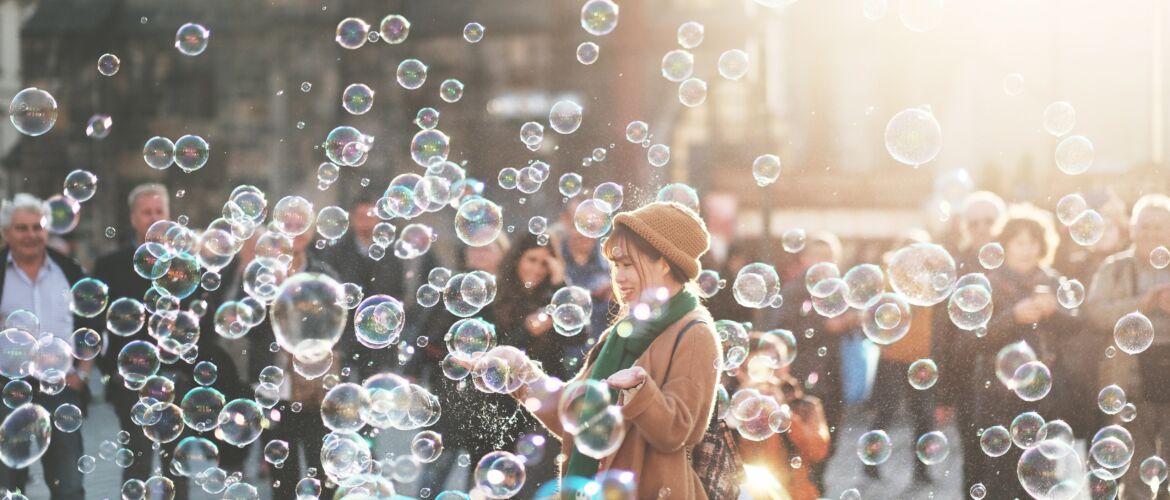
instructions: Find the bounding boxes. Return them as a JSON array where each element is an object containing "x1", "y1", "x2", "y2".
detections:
[{"x1": 516, "y1": 202, "x2": 722, "y2": 499}]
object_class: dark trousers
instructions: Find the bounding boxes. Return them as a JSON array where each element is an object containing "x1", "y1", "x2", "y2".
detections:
[
  {"x1": 869, "y1": 360, "x2": 934, "y2": 476},
  {"x1": 0, "y1": 386, "x2": 85, "y2": 499},
  {"x1": 267, "y1": 406, "x2": 336, "y2": 499},
  {"x1": 110, "y1": 384, "x2": 188, "y2": 500}
]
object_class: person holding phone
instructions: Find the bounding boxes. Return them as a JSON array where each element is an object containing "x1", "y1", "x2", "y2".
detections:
[{"x1": 969, "y1": 205, "x2": 1078, "y2": 499}]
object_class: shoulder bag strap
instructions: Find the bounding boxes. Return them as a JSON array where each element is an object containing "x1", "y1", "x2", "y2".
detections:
[{"x1": 661, "y1": 318, "x2": 705, "y2": 383}]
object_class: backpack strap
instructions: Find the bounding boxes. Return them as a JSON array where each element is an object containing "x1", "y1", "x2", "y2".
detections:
[{"x1": 661, "y1": 319, "x2": 706, "y2": 383}]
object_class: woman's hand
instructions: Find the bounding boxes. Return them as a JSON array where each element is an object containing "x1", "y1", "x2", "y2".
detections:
[
  {"x1": 606, "y1": 366, "x2": 648, "y2": 390},
  {"x1": 546, "y1": 253, "x2": 565, "y2": 285}
]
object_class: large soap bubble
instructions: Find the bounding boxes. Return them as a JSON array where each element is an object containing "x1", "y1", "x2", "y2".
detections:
[
  {"x1": 887, "y1": 243, "x2": 956, "y2": 306},
  {"x1": 884, "y1": 107, "x2": 941, "y2": 167},
  {"x1": 271, "y1": 273, "x2": 347, "y2": 363}
]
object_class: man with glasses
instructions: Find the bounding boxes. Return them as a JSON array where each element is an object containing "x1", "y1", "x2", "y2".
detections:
[{"x1": 0, "y1": 193, "x2": 94, "y2": 498}]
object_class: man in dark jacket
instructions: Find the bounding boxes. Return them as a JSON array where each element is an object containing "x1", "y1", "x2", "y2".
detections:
[{"x1": 0, "y1": 193, "x2": 95, "y2": 499}]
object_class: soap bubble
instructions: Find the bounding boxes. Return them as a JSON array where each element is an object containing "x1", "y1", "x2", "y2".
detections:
[
  {"x1": 549, "y1": 100, "x2": 583, "y2": 135},
  {"x1": 648, "y1": 144, "x2": 671, "y2": 166},
  {"x1": 716, "y1": 320, "x2": 751, "y2": 370},
  {"x1": 656, "y1": 183, "x2": 700, "y2": 213},
  {"x1": 625, "y1": 121, "x2": 649, "y2": 143},
  {"x1": 379, "y1": 15, "x2": 410, "y2": 44},
  {"x1": 887, "y1": 243, "x2": 956, "y2": 306},
  {"x1": 70, "y1": 328, "x2": 101, "y2": 361},
  {"x1": 271, "y1": 273, "x2": 346, "y2": 363},
  {"x1": 395, "y1": 223, "x2": 435, "y2": 259},
  {"x1": 397, "y1": 59, "x2": 428, "y2": 90},
  {"x1": 272, "y1": 196, "x2": 315, "y2": 236},
  {"x1": 842, "y1": 264, "x2": 883, "y2": 309},
  {"x1": 1055, "y1": 135, "x2": 1094, "y2": 175},
  {"x1": 1017, "y1": 440, "x2": 1085, "y2": 500},
  {"x1": 175, "y1": 23, "x2": 210, "y2": 56},
  {"x1": 173, "y1": 436, "x2": 219, "y2": 477},
  {"x1": 445, "y1": 318, "x2": 496, "y2": 359},
  {"x1": 574, "y1": 405, "x2": 625, "y2": 459},
  {"x1": 0, "y1": 404, "x2": 51, "y2": 468},
  {"x1": 353, "y1": 295, "x2": 405, "y2": 348},
  {"x1": 661, "y1": 50, "x2": 695, "y2": 82},
  {"x1": 440, "y1": 79, "x2": 465, "y2": 103},
  {"x1": 580, "y1": 0, "x2": 619, "y2": 36},
  {"x1": 1055, "y1": 194, "x2": 1087, "y2": 225},
  {"x1": 180, "y1": 387, "x2": 225, "y2": 432},
  {"x1": 217, "y1": 399, "x2": 265, "y2": 447},
  {"x1": 678, "y1": 78, "x2": 707, "y2": 107},
  {"x1": 321, "y1": 383, "x2": 371, "y2": 433},
  {"x1": 1012, "y1": 360, "x2": 1053, "y2": 402},
  {"x1": 474, "y1": 451, "x2": 526, "y2": 499},
  {"x1": 995, "y1": 341, "x2": 1037, "y2": 390},
  {"x1": 1150, "y1": 246, "x2": 1170, "y2": 269},
  {"x1": 559, "y1": 173, "x2": 583, "y2": 198},
  {"x1": 1056, "y1": 279, "x2": 1085, "y2": 309},
  {"x1": 342, "y1": 83, "x2": 375, "y2": 115},
  {"x1": 1114, "y1": 311, "x2": 1154, "y2": 355},
  {"x1": 117, "y1": 340, "x2": 160, "y2": 386},
  {"x1": 410, "y1": 129, "x2": 450, "y2": 168},
  {"x1": 593, "y1": 182, "x2": 624, "y2": 211},
  {"x1": 43, "y1": 195, "x2": 81, "y2": 234},
  {"x1": 718, "y1": 49, "x2": 749, "y2": 80},
  {"x1": 576, "y1": 42, "x2": 600, "y2": 65},
  {"x1": 733, "y1": 263, "x2": 781, "y2": 309},
  {"x1": 1009, "y1": 411, "x2": 1046, "y2": 449},
  {"x1": 143, "y1": 136, "x2": 175, "y2": 170},
  {"x1": 106, "y1": 297, "x2": 146, "y2": 336},
  {"x1": 857, "y1": 430, "x2": 892, "y2": 466},
  {"x1": 173, "y1": 134, "x2": 209, "y2": 173},
  {"x1": 885, "y1": 107, "x2": 941, "y2": 167},
  {"x1": 573, "y1": 199, "x2": 613, "y2": 238},
  {"x1": 411, "y1": 430, "x2": 444, "y2": 463},
  {"x1": 335, "y1": 17, "x2": 370, "y2": 49},
  {"x1": 915, "y1": 431, "x2": 949, "y2": 465},
  {"x1": 948, "y1": 280, "x2": 993, "y2": 331},
  {"x1": 71, "y1": 278, "x2": 109, "y2": 318},
  {"x1": 97, "y1": 53, "x2": 120, "y2": 76},
  {"x1": 979, "y1": 425, "x2": 1012, "y2": 457},
  {"x1": 861, "y1": 293, "x2": 912, "y2": 345},
  {"x1": 9, "y1": 88, "x2": 58, "y2": 137},
  {"x1": 978, "y1": 243, "x2": 1004, "y2": 269},
  {"x1": 463, "y1": 22, "x2": 485, "y2": 43},
  {"x1": 53, "y1": 403, "x2": 83, "y2": 432},
  {"x1": 1043, "y1": 101, "x2": 1076, "y2": 137},
  {"x1": 63, "y1": 169, "x2": 98, "y2": 202},
  {"x1": 1098, "y1": 384, "x2": 1126, "y2": 415},
  {"x1": 455, "y1": 198, "x2": 503, "y2": 247},
  {"x1": 85, "y1": 114, "x2": 113, "y2": 139},
  {"x1": 907, "y1": 358, "x2": 938, "y2": 390},
  {"x1": 752, "y1": 154, "x2": 782, "y2": 187}
]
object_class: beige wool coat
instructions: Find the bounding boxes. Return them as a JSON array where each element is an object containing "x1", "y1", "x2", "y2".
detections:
[{"x1": 524, "y1": 307, "x2": 723, "y2": 500}]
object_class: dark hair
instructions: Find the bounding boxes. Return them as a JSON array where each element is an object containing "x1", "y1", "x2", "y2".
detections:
[
  {"x1": 603, "y1": 225, "x2": 689, "y2": 287},
  {"x1": 995, "y1": 207, "x2": 1058, "y2": 266},
  {"x1": 494, "y1": 233, "x2": 562, "y2": 327}
]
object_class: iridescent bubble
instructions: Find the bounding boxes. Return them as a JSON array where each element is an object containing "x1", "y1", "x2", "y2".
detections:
[
  {"x1": 915, "y1": 431, "x2": 948, "y2": 465},
  {"x1": 593, "y1": 182, "x2": 624, "y2": 211},
  {"x1": 173, "y1": 436, "x2": 219, "y2": 477},
  {"x1": 42, "y1": 195, "x2": 80, "y2": 234},
  {"x1": 342, "y1": 83, "x2": 375, "y2": 115},
  {"x1": 397, "y1": 59, "x2": 428, "y2": 90},
  {"x1": 0, "y1": 404, "x2": 51, "y2": 468},
  {"x1": 416, "y1": 107, "x2": 440, "y2": 130},
  {"x1": 71, "y1": 327, "x2": 101, "y2": 361},
  {"x1": 62, "y1": 169, "x2": 98, "y2": 202},
  {"x1": 661, "y1": 50, "x2": 695, "y2": 82},
  {"x1": 353, "y1": 295, "x2": 405, "y2": 348},
  {"x1": 520, "y1": 121, "x2": 544, "y2": 147},
  {"x1": 1056, "y1": 278, "x2": 1085, "y2": 309},
  {"x1": 575, "y1": 406, "x2": 625, "y2": 459},
  {"x1": 647, "y1": 144, "x2": 671, "y2": 167},
  {"x1": 0, "y1": 329, "x2": 36, "y2": 380},
  {"x1": 1054, "y1": 195, "x2": 1087, "y2": 226},
  {"x1": 752, "y1": 154, "x2": 781, "y2": 187},
  {"x1": 1098, "y1": 384, "x2": 1126, "y2": 415},
  {"x1": 217, "y1": 399, "x2": 265, "y2": 447},
  {"x1": 316, "y1": 206, "x2": 350, "y2": 241},
  {"x1": 411, "y1": 430, "x2": 444, "y2": 463},
  {"x1": 980, "y1": 425, "x2": 1012, "y2": 457},
  {"x1": 907, "y1": 358, "x2": 938, "y2": 390},
  {"x1": 1010, "y1": 411, "x2": 1046, "y2": 449},
  {"x1": 180, "y1": 386, "x2": 225, "y2": 432},
  {"x1": 676, "y1": 21, "x2": 704, "y2": 48},
  {"x1": 1140, "y1": 456, "x2": 1167, "y2": 489},
  {"x1": 78, "y1": 454, "x2": 96, "y2": 473},
  {"x1": 549, "y1": 100, "x2": 583, "y2": 135},
  {"x1": 1114, "y1": 311, "x2": 1154, "y2": 355},
  {"x1": 580, "y1": 0, "x2": 619, "y2": 36},
  {"x1": 810, "y1": 278, "x2": 850, "y2": 318},
  {"x1": 559, "y1": 173, "x2": 583, "y2": 198},
  {"x1": 857, "y1": 430, "x2": 892, "y2": 466},
  {"x1": 1043, "y1": 101, "x2": 1076, "y2": 137},
  {"x1": 947, "y1": 281, "x2": 993, "y2": 331},
  {"x1": 498, "y1": 168, "x2": 519, "y2": 190},
  {"x1": 463, "y1": 22, "x2": 485, "y2": 43},
  {"x1": 263, "y1": 440, "x2": 289, "y2": 465},
  {"x1": 576, "y1": 42, "x2": 600, "y2": 65},
  {"x1": 1017, "y1": 440, "x2": 1084, "y2": 500},
  {"x1": 887, "y1": 243, "x2": 956, "y2": 306},
  {"x1": 1012, "y1": 360, "x2": 1052, "y2": 402},
  {"x1": 1055, "y1": 135, "x2": 1094, "y2": 175},
  {"x1": 97, "y1": 53, "x2": 120, "y2": 76},
  {"x1": 85, "y1": 114, "x2": 112, "y2": 139},
  {"x1": 625, "y1": 121, "x2": 649, "y2": 143},
  {"x1": 143, "y1": 136, "x2": 175, "y2": 169},
  {"x1": 1068, "y1": 209, "x2": 1105, "y2": 246},
  {"x1": 271, "y1": 273, "x2": 346, "y2": 362},
  {"x1": 842, "y1": 264, "x2": 883, "y2": 309},
  {"x1": 70, "y1": 278, "x2": 109, "y2": 318},
  {"x1": 445, "y1": 318, "x2": 496, "y2": 358},
  {"x1": 439, "y1": 79, "x2": 465, "y2": 103},
  {"x1": 175, "y1": 23, "x2": 210, "y2": 56},
  {"x1": 528, "y1": 216, "x2": 548, "y2": 236},
  {"x1": 717, "y1": 320, "x2": 751, "y2": 370},
  {"x1": 335, "y1": 17, "x2": 370, "y2": 49},
  {"x1": 655, "y1": 183, "x2": 700, "y2": 213},
  {"x1": 573, "y1": 199, "x2": 613, "y2": 238},
  {"x1": 1003, "y1": 73, "x2": 1024, "y2": 96},
  {"x1": 118, "y1": 340, "x2": 160, "y2": 386},
  {"x1": 379, "y1": 15, "x2": 410, "y2": 44},
  {"x1": 322, "y1": 383, "x2": 371, "y2": 432},
  {"x1": 733, "y1": 262, "x2": 781, "y2": 309},
  {"x1": 678, "y1": 78, "x2": 707, "y2": 107},
  {"x1": 8, "y1": 87, "x2": 58, "y2": 137},
  {"x1": 411, "y1": 129, "x2": 450, "y2": 168},
  {"x1": 718, "y1": 49, "x2": 749, "y2": 80},
  {"x1": 885, "y1": 107, "x2": 942, "y2": 167},
  {"x1": 862, "y1": 293, "x2": 912, "y2": 344},
  {"x1": 106, "y1": 297, "x2": 146, "y2": 336},
  {"x1": 272, "y1": 195, "x2": 315, "y2": 236},
  {"x1": 454, "y1": 198, "x2": 503, "y2": 247},
  {"x1": 995, "y1": 341, "x2": 1037, "y2": 390},
  {"x1": 975, "y1": 242, "x2": 1004, "y2": 270},
  {"x1": 394, "y1": 223, "x2": 435, "y2": 259}
]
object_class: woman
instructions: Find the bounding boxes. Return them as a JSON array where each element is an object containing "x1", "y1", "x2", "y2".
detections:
[
  {"x1": 972, "y1": 206, "x2": 1077, "y2": 499},
  {"x1": 729, "y1": 331, "x2": 829, "y2": 500},
  {"x1": 519, "y1": 201, "x2": 721, "y2": 499}
]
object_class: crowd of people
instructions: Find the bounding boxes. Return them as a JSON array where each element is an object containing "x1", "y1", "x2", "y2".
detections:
[{"x1": 0, "y1": 181, "x2": 1167, "y2": 499}]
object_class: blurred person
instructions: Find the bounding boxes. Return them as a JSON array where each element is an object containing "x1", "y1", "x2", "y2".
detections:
[
  {"x1": 558, "y1": 198, "x2": 614, "y2": 364},
  {"x1": 1086, "y1": 194, "x2": 1170, "y2": 500},
  {"x1": 0, "y1": 194, "x2": 94, "y2": 499},
  {"x1": 864, "y1": 230, "x2": 935, "y2": 485},
  {"x1": 517, "y1": 201, "x2": 719, "y2": 498},
  {"x1": 728, "y1": 331, "x2": 830, "y2": 500},
  {"x1": 970, "y1": 206, "x2": 1077, "y2": 499},
  {"x1": 247, "y1": 229, "x2": 338, "y2": 499},
  {"x1": 1053, "y1": 189, "x2": 1130, "y2": 288},
  {"x1": 933, "y1": 190, "x2": 1005, "y2": 492},
  {"x1": 764, "y1": 230, "x2": 851, "y2": 491},
  {"x1": 92, "y1": 183, "x2": 196, "y2": 496}
]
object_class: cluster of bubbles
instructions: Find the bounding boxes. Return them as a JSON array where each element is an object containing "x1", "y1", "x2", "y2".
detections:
[
  {"x1": 142, "y1": 134, "x2": 210, "y2": 173},
  {"x1": 558, "y1": 379, "x2": 626, "y2": 460},
  {"x1": 726, "y1": 387, "x2": 792, "y2": 442}
]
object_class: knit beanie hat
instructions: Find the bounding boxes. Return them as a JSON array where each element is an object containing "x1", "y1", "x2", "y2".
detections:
[{"x1": 612, "y1": 201, "x2": 711, "y2": 281}]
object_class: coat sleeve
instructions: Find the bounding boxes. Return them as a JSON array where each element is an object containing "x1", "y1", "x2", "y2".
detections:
[{"x1": 621, "y1": 323, "x2": 721, "y2": 453}]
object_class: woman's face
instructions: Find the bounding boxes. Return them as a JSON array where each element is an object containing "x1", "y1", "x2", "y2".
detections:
[
  {"x1": 1004, "y1": 230, "x2": 1042, "y2": 273},
  {"x1": 610, "y1": 243, "x2": 670, "y2": 305},
  {"x1": 466, "y1": 244, "x2": 504, "y2": 274},
  {"x1": 517, "y1": 247, "x2": 550, "y2": 288}
]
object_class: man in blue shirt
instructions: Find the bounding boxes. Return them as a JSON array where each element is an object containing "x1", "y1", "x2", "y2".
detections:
[{"x1": 0, "y1": 193, "x2": 93, "y2": 499}]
